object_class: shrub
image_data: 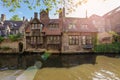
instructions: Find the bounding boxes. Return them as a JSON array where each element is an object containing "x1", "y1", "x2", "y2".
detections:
[
  {"x1": 8, "y1": 33, "x2": 22, "y2": 41},
  {"x1": 94, "y1": 42, "x2": 120, "y2": 53},
  {"x1": 0, "y1": 36, "x2": 4, "y2": 43},
  {"x1": 0, "y1": 46, "x2": 11, "y2": 51}
]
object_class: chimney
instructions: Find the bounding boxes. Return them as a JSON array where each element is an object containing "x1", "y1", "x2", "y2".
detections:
[
  {"x1": 30, "y1": 17, "x2": 33, "y2": 21},
  {"x1": 23, "y1": 16, "x2": 25, "y2": 21},
  {"x1": 1, "y1": 14, "x2": 6, "y2": 21},
  {"x1": 34, "y1": 12, "x2": 38, "y2": 18},
  {"x1": 59, "y1": 8, "x2": 65, "y2": 18},
  {"x1": 85, "y1": 10, "x2": 88, "y2": 19}
]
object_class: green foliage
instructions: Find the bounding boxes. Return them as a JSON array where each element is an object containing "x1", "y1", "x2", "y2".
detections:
[
  {"x1": 109, "y1": 31, "x2": 120, "y2": 42},
  {"x1": 10, "y1": 15, "x2": 21, "y2": 21},
  {"x1": 8, "y1": 34, "x2": 22, "y2": 42},
  {"x1": 0, "y1": 46, "x2": 11, "y2": 51},
  {"x1": 41, "y1": 51, "x2": 52, "y2": 61},
  {"x1": 0, "y1": 36, "x2": 4, "y2": 43},
  {"x1": 94, "y1": 42, "x2": 120, "y2": 53},
  {"x1": 1, "y1": 0, "x2": 88, "y2": 13}
]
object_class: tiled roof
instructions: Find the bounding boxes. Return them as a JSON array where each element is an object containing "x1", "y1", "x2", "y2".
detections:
[
  {"x1": 25, "y1": 17, "x2": 97, "y2": 35},
  {"x1": 63, "y1": 18, "x2": 97, "y2": 32},
  {"x1": 45, "y1": 29, "x2": 61, "y2": 35},
  {"x1": 0, "y1": 20, "x2": 24, "y2": 36},
  {"x1": 4, "y1": 20, "x2": 23, "y2": 29},
  {"x1": 103, "y1": 6, "x2": 120, "y2": 17},
  {"x1": 49, "y1": 19, "x2": 59, "y2": 23},
  {"x1": 25, "y1": 25, "x2": 30, "y2": 33}
]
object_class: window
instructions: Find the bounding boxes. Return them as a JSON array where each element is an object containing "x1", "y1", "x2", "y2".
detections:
[
  {"x1": 35, "y1": 24, "x2": 37, "y2": 29},
  {"x1": 82, "y1": 36, "x2": 86, "y2": 45},
  {"x1": 47, "y1": 36, "x2": 60, "y2": 43},
  {"x1": 57, "y1": 36, "x2": 60, "y2": 40},
  {"x1": 31, "y1": 24, "x2": 34, "y2": 29},
  {"x1": 31, "y1": 37, "x2": 34, "y2": 44},
  {"x1": 69, "y1": 36, "x2": 79, "y2": 45},
  {"x1": 32, "y1": 30, "x2": 40, "y2": 36},
  {"x1": 37, "y1": 37, "x2": 43, "y2": 43},
  {"x1": 82, "y1": 36, "x2": 92, "y2": 45},
  {"x1": 81, "y1": 24, "x2": 88, "y2": 30},
  {"x1": 49, "y1": 24, "x2": 59, "y2": 29},
  {"x1": 34, "y1": 37, "x2": 36, "y2": 43},
  {"x1": 69, "y1": 23, "x2": 76, "y2": 29}
]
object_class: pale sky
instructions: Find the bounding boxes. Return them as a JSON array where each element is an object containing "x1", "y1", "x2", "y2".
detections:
[
  {"x1": 66, "y1": 0, "x2": 120, "y2": 18},
  {"x1": 0, "y1": 0, "x2": 120, "y2": 19}
]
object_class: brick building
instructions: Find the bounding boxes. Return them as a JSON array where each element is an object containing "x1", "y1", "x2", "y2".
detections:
[
  {"x1": 0, "y1": 14, "x2": 27, "y2": 37},
  {"x1": 104, "y1": 6, "x2": 120, "y2": 34},
  {"x1": 25, "y1": 8, "x2": 97, "y2": 53}
]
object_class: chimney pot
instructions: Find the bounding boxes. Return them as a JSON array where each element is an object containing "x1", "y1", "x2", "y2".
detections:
[
  {"x1": 23, "y1": 16, "x2": 25, "y2": 21},
  {"x1": 34, "y1": 12, "x2": 38, "y2": 18},
  {"x1": 1, "y1": 14, "x2": 6, "y2": 21}
]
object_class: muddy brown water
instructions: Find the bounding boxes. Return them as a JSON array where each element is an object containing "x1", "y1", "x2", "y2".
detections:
[{"x1": 34, "y1": 56, "x2": 120, "y2": 80}]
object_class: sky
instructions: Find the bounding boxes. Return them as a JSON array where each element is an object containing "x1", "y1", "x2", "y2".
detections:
[{"x1": 0, "y1": 0, "x2": 120, "y2": 20}]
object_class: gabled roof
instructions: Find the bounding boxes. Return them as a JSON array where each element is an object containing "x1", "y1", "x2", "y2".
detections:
[
  {"x1": 103, "y1": 6, "x2": 120, "y2": 17},
  {"x1": 25, "y1": 24, "x2": 31, "y2": 33},
  {"x1": 49, "y1": 19, "x2": 59, "y2": 24},
  {"x1": 30, "y1": 18, "x2": 41, "y2": 24}
]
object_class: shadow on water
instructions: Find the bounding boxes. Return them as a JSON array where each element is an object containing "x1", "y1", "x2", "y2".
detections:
[
  {"x1": 42, "y1": 54, "x2": 96, "y2": 68},
  {"x1": 0, "y1": 52, "x2": 120, "y2": 70}
]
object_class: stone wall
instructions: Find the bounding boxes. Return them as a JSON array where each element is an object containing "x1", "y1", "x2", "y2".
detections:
[{"x1": 0, "y1": 39, "x2": 25, "y2": 53}]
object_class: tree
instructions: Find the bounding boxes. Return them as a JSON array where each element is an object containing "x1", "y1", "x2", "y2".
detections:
[
  {"x1": 1, "y1": 0, "x2": 88, "y2": 12},
  {"x1": 10, "y1": 15, "x2": 21, "y2": 21}
]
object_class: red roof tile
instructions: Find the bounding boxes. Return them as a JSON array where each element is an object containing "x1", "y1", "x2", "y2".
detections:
[
  {"x1": 45, "y1": 29, "x2": 61, "y2": 35},
  {"x1": 63, "y1": 18, "x2": 97, "y2": 32}
]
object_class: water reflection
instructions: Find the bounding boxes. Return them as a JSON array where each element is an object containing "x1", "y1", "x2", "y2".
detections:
[
  {"x1": 34, "y1": 56, "x2": 120, "y2": 80},
  {"x1": 42, "y1": 54, "x2": 96, "y2": 67},
  {"x1": 93, "y1": 69, "x2": 120, "y2": 80}
]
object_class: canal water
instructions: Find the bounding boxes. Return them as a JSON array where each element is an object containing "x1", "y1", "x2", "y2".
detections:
[{"x1": 34, "y1": 56, "x2": 120, "y2": 80}]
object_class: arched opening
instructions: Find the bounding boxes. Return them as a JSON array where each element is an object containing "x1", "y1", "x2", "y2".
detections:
[{"x1": 19, "y1": 42, "x2": 23, "y2": 52}]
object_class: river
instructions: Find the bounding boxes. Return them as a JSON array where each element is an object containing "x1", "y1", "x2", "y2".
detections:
[{"x1": 34, "y1": 56, "x2": 120, "y2": 80}]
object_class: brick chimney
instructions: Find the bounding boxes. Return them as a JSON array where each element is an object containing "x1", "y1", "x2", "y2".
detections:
[
  {"x1": 34, "y1": 12, "x2": 38, "y2": 18},
  {"x1": 40, "y1": 9, "x2": 49, "y2": 25},
  {"x1": 23, "y1": 16, "x2": 25, "y2": 21},
  {"x1": 1, "y1": 14, "x2": 6, "y2": 21},
  {"x1": 59, "y1": 8, "x2": 65, "y2": 18}
]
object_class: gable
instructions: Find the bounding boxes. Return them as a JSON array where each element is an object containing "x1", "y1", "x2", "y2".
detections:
[{"x1": 30, "y1": 18, "x2": 40, "y2": 24}]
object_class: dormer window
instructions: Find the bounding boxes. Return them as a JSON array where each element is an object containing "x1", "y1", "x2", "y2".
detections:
[
  {"x1": 68, "y1": 23, "x2": 76, "y2": 29},
  {"x1": 49, "y1": 23, "x2": 59, "y2": 30},
  {"x1": 31, "y1": 23, "x2": 43, "y2": 30},
  {"x1": 14, "y1": 24, "x2": 17, "y2": 26},
  {"x1": 81, "y1": 24, "x2": 88, "y2": 30}
]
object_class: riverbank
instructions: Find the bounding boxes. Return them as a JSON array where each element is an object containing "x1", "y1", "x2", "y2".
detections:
[{"x1": 0, "y1": 70, "x2": 24, "y2": 80}]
